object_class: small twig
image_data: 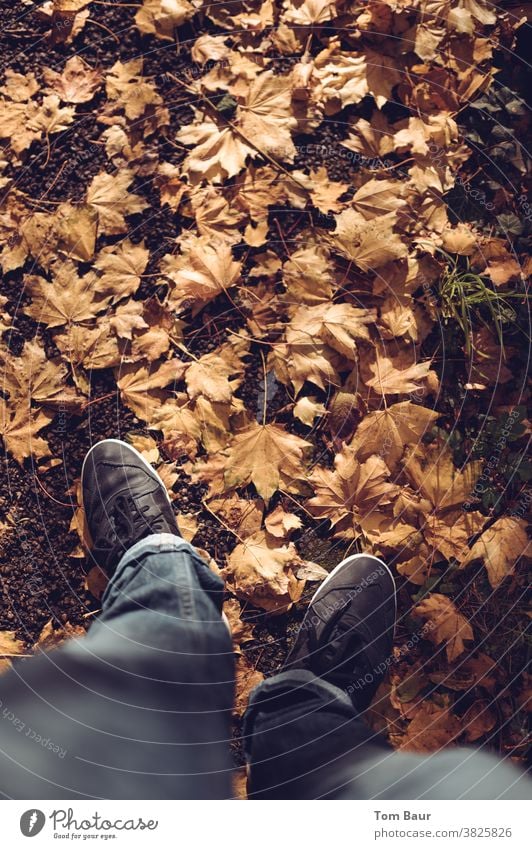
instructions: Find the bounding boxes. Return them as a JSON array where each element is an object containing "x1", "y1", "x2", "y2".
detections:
[
  {"x1": 33, "y1": 475, "x2": 72, "y2": 509},
  {"x1": 43, "y1": 133, "x2": 52, "y2": 168},
  {"x1": 80, "y1": 391, "x2": 117, "y2": 411},
  {"x1": 38, "y1": 161, "x2": 67, "y2": 202},
  {"x1": 87, "y1": 17, "x2": 120, "y2": 42},
  {"x1": 259, "y1": 350, "x2": 268, "y2": 425}
]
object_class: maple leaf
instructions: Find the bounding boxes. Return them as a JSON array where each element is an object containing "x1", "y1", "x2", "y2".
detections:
[
  {"x1": 23, "y1": 261, "x2": 111, "y2": 327},
  {"x1": 43, "y1": 56, "x2": 103, "y2": 103},
  {"x1": 224, "y1": 421, "x2": 312, "y2": 503},
  {"x1": 308, "y1": 447, "x2": 397, "y2": 539},
  {"x1": 327, "y1": 209, "x2": 408, "y2": 271},
  {"x1": 185, "y1": 349, "x2": 243, "y2": 403},
  {"x1": 282, "y1": 244, "x2": 336, "y2": 305},
  {"x1": 117, "y1": 360, "x2": 187, "y2": 421},
  {"x1": 55, "y1": 202, "x2": 98, "y2": 262},
  {"x1": 0, "y1": 399, "x2": 53, "y2": 463},
  {"x1": 413, "y1": 593, "x2": 474, "y2": 662},
  {"x1": 0, "y1": 340, "x2": 78, "y2": 408},
  {"x1": 149, "y1": 398, "x2": 201, "y2": 458},
  {"x1": 237, "y1": 71, "x2": 297, "y2": 161},
  {"x1": 135, "y1": 0, "x2": 195, "y2": 41},
  {"x1": 0, "y1": 98, "x2": 41, "y2": 154},
  {"x1": 305, "y1": 166, "x2": 348, "y2": 214},
  {"x1": 314, "y1": 48, "x2": 368, "y2": 111},
  {"x1": 282, "y1": 0, "x2": 335, "y2": 25},
  {"x1": 460, "y1": 517, "x2": 529, "y2": 588},
  {"x1": 349, "y1": 401, "x2": 439, "y2": 470},
  {"x1": 223, "y1": 530, "x2": 307, "y2": 613},
  {"x1": 109, "y1": 300, "x2": 148, "y2": 340},
  {"x1": 399, "y1": 698, "x2": 462, "y2": 752},
  {"x1": 352, "y1": 178, "x2": 405, "y2": 219},
  {"x1": 94, "y1": 239, "x2": 150, "y2": 303},
  {"x1": 0, "y1": 69, "x2": 39, "y2": 102},
  {"x1": 423, "y1": 508, "x2": 486, "y2": 564},
  {"x1": 365, "y1": 350, "x2": 435, "y2": 396},
  {"x1": 28, "y1": 94, "x2": 75, "y2": 135},
  {"x1": 291, "y1": 302, "x2": 376, "y2": 360},
  {"x1": 269, "y1": 328, "x2": 341, "y2": 395},
  {"x1": 403, "y1": 444, "x2": 481, "y2": 513},
  {"x1": 177, "y1": 120, "x2": 254, "y2": 183},
  {"x1": 164, "y1": 235, "x2": 241, "y2": 313},
  {"x1": 86, "y1": 170, "x2": 148, "y2": 235},
  {"x1": 55, "y1": 322, "x2": 121, "y2": 378}
]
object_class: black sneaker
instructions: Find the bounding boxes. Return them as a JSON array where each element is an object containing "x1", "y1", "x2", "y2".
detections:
[
  {"x1": 284, "y1": 554, "x2": 397, "y2": 710},
  {"x1": 81, "y1": 438, "x2": 180, "y2": 575}
]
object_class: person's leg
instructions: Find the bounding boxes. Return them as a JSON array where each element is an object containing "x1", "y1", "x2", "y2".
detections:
[
  {"x1": 0, "y1": 440, "x2": 234, "y2": 799},
  {"x1": 243, "y1": 553, "x2": 394, "y2": 798},
  {"x1": 243, "y1": 554, "x2": 532, "y2": 800}
]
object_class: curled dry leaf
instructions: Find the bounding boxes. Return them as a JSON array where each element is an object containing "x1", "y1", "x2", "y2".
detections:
[
  {"x1": 223, "y1": 531, "x2": 307, "y2": 613},
  {"x1": 264, "y1": 504, "x2": 302, "y2": 539},
  {"x1": 0, "y1": 630, "x2": 26, "y2": 657}
]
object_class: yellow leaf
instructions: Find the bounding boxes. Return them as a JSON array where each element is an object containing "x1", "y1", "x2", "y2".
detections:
[
  {"x1": 164, "y1": 235, "x2": 241, "y2": 313},
  {"x1": 328, "y1": 209, "x2": 408, "y2": 271},
  {"x1": 308, "y1": 447, "x2": 397, "y2": 539},
  {"x1": 366, "y1": 349, "x2": 434, "y2": 396},
  {"x1": 55, "y1": 203, "x2": 98, "y2": 262}
]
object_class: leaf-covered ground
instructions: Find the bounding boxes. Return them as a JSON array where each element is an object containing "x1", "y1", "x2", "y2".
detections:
[{"x1": 0, "y1": 1, "x2": 530, "y2": 768}]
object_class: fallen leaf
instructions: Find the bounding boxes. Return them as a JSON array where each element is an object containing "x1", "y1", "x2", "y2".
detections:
[
  {"x1": 225, "y1": 422, "x2": 312, "y2": 504},
  {"x1": 86, "y1": 170, "x2": 148, "y2": 235},
  {"x1": 413, "y1": 593, "x2": 474, "y2": 662},
  {"x1": 460, "y1": 517, "x2": 529, "y2": 588},
  {"x1": 223, "y1": 530, "x2": 307, "y2": 613}
]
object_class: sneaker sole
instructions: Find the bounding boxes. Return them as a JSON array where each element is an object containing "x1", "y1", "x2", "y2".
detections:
[{"x1": 309, "y1": 552, "x2": 397, "y2": 637}]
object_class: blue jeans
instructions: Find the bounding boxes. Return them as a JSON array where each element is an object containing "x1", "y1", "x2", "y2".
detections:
[{"x1": 0, "y1": 536, "x2": 529, "y2": 799}]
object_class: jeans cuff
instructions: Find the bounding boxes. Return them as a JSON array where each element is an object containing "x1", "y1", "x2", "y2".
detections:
[
  {"x1": 102, "y1": 534, "x2": 199, "y2": 605},
  {"x1": 243, "y1": 668, "x2": 356, "y2": 760}
]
